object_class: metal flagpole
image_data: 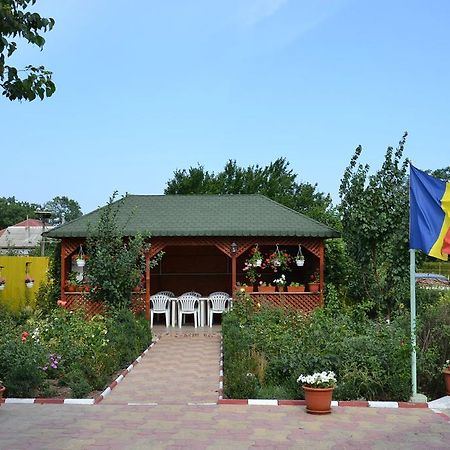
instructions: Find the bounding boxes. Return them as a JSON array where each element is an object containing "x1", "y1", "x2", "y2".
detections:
[{"x1": 409, "y1": 248, "x2": 417, "y2": 397}]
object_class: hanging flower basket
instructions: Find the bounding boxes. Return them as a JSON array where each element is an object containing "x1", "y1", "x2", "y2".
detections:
[
  {"x1": 295, "y1": 245, "x2": 305, "y2": 266},
  {"x1": 76, "y1": 245, "x2": 86, "y2": 267},
  {"x1": 25, "y1": 277, "x2": 34, "y2": 289},
  {"x1": 0, "y1": 276, "x2": 5, "y2": 290}
]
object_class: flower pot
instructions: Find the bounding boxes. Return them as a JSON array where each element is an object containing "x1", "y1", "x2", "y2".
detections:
[
  {"x1": 0, "y1": 385, "x2": 5, "y2": 400},
  {"x1": 303, "y1": 386, "x2": 334, "y2": 414},
  {"x1": 67, "y1": 284, "x2": 76, "y2": 292},
  {"x1": 26, "y1": 281, "x2": 34, "y2": 289},
  {"x1": 76, "y1": 258, "x2": 85, "y2": 268},
  {"x1": 0, "y1": 285, "x2": 4, "y2": 291},
  {"x1": 308, "y1": 282, "x2": 320, "y2": 293},
  {"x1": 288, "y1": 286, "x2": 305, "y2": 293},
  {"x1": 443, "y1": 369, "x2": 450, "y2": 395},
  {"x1": 295, "y1": 258, "x2": 305, "y2": 267},
  {"x1": 259, "y1": 286, "x2": 275, "y2": 293}
]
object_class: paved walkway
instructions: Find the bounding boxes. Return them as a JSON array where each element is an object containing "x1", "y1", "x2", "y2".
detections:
[
  {"x1": 1, "y1": 403, "x2": 449, "y2": 449},
  {"x1": 102, "y1": 328, "x2": 222, "y2": 405}
]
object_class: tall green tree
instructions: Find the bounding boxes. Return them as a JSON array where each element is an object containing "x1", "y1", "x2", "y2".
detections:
[
  {"x1": 339, "y1": 133, "x2": 410, "y2": 317},
  {"x1": 165, "y1": 158, "x2": 340, "y2": 228},
  {"x1": 0, "y1": 196, "x2": 39, "y2": 228},
  {"x1": 43, "y1": 196, "x2": 82, "y2": 224},
  {"x1": 1, "y1": 0, "x2": 55, "y2": 101}
]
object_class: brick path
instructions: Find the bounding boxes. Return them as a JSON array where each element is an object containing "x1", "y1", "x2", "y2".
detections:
[{"x1": 102, "y1": 331, "x2": 221, "y2": 405}]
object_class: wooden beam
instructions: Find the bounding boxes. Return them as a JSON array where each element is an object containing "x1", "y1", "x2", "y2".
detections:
[
  {"x1": 61, "y1": 241, "x2": 67, "y2": 302},
  {"x1": 319, "y1": 240, "x2": 324, "y2": 304},
  {"x1": 231, "y1": 254, "x2": 237, "y2": 295},
  {"x1": 145, "y1": 251, "x2": 151, "y2": 321}
]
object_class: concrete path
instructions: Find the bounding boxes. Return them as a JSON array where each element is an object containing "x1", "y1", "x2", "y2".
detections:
[{"x1": 102, "y1": 329, "x2": 222, "y2": 405}]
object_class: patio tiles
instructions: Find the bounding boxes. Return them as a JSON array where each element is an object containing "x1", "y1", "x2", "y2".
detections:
[
  {"x1": 101, "y1": 331, "x2": 221, "y2": 405},
  {"x1": 1, "y1": 403, "x2": 449, "y2": 449}
]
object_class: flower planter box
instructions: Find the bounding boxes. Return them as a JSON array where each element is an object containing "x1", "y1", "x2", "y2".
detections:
[
  {"x1": 287, "y1": 286, "x2": 305, "y2": 293},
  {"x1": 259, "y1": 286, "x2": 276, "y2": 293},
  {"x1": 244, "y1": 286, "x2": 254, "y2": 293},
  {"x1": 308, "y1": 283, "x2": 320, "y2": 293}
]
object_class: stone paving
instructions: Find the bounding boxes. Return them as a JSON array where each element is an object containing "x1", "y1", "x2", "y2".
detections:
[{"x1": 1, "y1": 328, "x2": 450, "y2": 449}]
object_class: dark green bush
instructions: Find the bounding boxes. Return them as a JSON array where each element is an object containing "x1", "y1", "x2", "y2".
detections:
[{"x1": 223, "y1": 294, "x2": 412, "y2": 401}]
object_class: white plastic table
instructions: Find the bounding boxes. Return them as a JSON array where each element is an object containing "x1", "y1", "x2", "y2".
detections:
[{"x1": 170, "y1": 297, "x2": 210, "y2": 327}]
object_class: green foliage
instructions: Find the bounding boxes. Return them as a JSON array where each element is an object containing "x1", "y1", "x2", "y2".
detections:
[
  {"x1": 223, "y1": 297, "x2": 413, "y2": 401},
  {"x1": 0, "y1": 196, "x2": 39, "y2": 228},
  {"x1": 339, "y1": 133, "x2": 410, "y2": 317},
  {"x1": 416, "y1": 290, "x2": 450, "y2": 399},
  {"x1": 43, "y1": 196, "x2": 83, "y2": 225},
  {"x1": 86, "y1": 193, "x2": 148, "y2": 309},
  {"x1": 0, "y1": 0, "x2": 56, "y2": 101},
  {"x1": 165, "y1": 158, "x2": 340, "y2": 228},
  {"x1": 0, "y1": 306, "x2": 152, "y2": 398}
]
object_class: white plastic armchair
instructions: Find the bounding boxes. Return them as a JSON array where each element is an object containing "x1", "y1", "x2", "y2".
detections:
[
  {"x1": 209, "y1": 291, "x2": 229, "y2": 297},
  {"x1": 150, "y1": 294, "x2": 171, "y2": 328},
  {"x1": 180, "y1": 291, "x2": 201, "y2": 298},
  {"x1": 156, "y1": 291, "x2": 175, "y2": 297},
  {"x1": 208, "y1": 294, "x2": 229, "y2": 327},
  {"x1": 178, "y1": 295, "x2": 199, "y2": 328}
]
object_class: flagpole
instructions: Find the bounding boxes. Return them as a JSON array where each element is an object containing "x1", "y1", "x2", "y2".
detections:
[{"x1": 409, "y1": 248, "x2": 417, "y2": 398}]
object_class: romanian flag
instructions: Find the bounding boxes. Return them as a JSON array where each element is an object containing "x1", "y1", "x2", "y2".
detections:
[{"x1": 410, "y1": 165, "x2": 450, "y2": 260}]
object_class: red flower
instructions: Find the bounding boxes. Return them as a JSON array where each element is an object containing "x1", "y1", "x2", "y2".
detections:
[{"x1": 21, "y1": 331, "x2": 29, "y2": 343}]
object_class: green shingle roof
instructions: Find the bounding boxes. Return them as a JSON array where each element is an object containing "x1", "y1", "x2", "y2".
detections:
[{"x1": 45, "y1": 195, "x2": 339, "y2": 239}]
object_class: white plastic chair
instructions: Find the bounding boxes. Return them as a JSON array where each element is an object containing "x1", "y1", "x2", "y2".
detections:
[
  {"x1": 156, "y1": 291, "x2": 175, "y2": 297},
  {"x1": 150, "y1": 294, "x2": 171, "y2": 328},
  {"x1": 181, "y1": 291, "x2": 201, "y2": 298},
  {"x1": 209, "y1": 291, "x2": 229, "y2": 298},
  {"x1": 178, "y1": 295, "x2": 199, "y2": 328},
  {"x1": 208, "y1": 294, "x2": 229, "y2": 327}
]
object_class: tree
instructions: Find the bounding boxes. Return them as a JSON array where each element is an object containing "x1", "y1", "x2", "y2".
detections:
[
  {"x1": 85, "y1": 193, "x2": 163, "y2": 309},
  {"x1": 165, "y1": 158, "x2": 340, "y2": 228},
  {"x1": 339, "y1": 133, "x2": 410, "y2": 317},
  {"x1": 43, "y1": 196, "x2": 82, "y2": 225},
  {"x1": 1, "y1": 0, "x2": 55, "y2": 101},
  {"x1": 0, "y1": 196, "x2": 39, "y2": 228}
]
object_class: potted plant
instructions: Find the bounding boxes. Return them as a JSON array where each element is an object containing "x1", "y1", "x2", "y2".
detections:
[
  {"x1": 267, "y1": 248, "x2": 292, "y2": 273},
  {"x1": 273, "y1": 274, "x2": 287, "y2": 292},
  {"x1": 247, "y1": 245, "x2": 263, "y2": 267},
  {"x1": 25, "y1": 276, "x2": 34, "y2": 289},
  {"x1": 0, "y1": 277, "x2": 5, "y2": 291},
  {"x1": 237, "y1": 283, "x2": 253, "y2": 293},
  {"x1": 297, "y1": 370, "x2": 337, "y2": 414},
  {"x1": 76, "y1": 245, "x2": 86, "y2": 268},
  {"x1": 443, "y1": 360, "x2": 450, "y2": 395},
  {"x1": 258, "y1": 281, "x2": 275, "y2": 293},
  {"x1": 308, "y1": 271, "x2": 320, "y2": 293},
  {"x1": 287, "y1": 282, "x2": 305, "y2": 293}
]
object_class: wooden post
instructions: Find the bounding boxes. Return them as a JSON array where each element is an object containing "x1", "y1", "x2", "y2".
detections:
[
  {"x1": 319, "y1": 240, "x2": 325, "y2": 304},
  {"x1": 61, "y1": 241, "x2": 66, "y2": 302},
  {"x1": 231, "y1": 254, "x2": 237, "y2": 295},
  {"x1": 145, "y1": 251, "x2": 151, "y2": 321}
]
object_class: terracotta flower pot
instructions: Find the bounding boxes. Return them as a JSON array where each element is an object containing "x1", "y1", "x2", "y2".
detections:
[
  {"x1": 303, "y1": 386, "x2": 334, "y2": 414},
  {"x1": 443, "y1": 369, "x2": 450, "y2": 395},
  {"x1": 287, "y1": 286, "x2": 305, "y2": 293},
  {"x1": 244, "y1": 286, "x2": 254, "y2": 293},
  {"x1": 259, "y1": 286, "x2": 276, "y2": 293},
  {"x1": 308, "y1": 282, "x2": 320, "y2": 293}
]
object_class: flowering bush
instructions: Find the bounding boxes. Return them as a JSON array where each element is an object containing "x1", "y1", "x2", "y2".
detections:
[
  {"x1": 443, "y1": 360, "x2": 450, "y2": 371},
  {"x1": 273, "y1": 274, "x2": 287, "y2": 286},
  {"x1": 297, "y1": 371, "x2": 337, "y2": 388}
]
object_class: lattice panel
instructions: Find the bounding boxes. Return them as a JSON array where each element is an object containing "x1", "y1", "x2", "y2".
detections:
[
  {"x1": 62, "y1": 239, "x2": 84, "y2": 258},
  {"x1": 63, "y1": 293, "x2": 146, "y2": 317},
  {"x1": 249, "y1": 293, "x2": 322, "y2": 313}
]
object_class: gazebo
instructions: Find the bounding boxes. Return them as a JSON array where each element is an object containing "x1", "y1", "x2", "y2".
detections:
[{"x1": 45, "y1": 194, "x2": 339, "y2": 319}]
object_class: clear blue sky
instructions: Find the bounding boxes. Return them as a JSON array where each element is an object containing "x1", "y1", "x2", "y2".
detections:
[{"x1": 1, "y1": 0, "x2": 449, "y2": 213}]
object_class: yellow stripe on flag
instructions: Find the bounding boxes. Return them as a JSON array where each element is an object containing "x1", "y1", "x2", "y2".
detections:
[{"x1": 429, "y1": 182, "x2": 450, "y2": 260}]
